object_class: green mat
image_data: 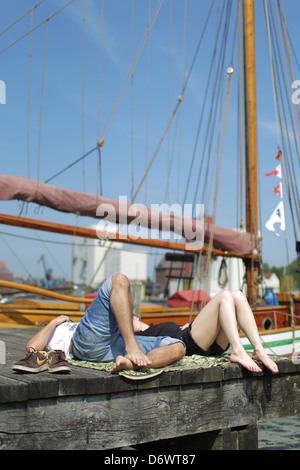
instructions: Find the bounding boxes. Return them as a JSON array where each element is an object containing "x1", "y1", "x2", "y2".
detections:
[{"x1": 69, "y1": 354, "x2": 231, "y2": 380}]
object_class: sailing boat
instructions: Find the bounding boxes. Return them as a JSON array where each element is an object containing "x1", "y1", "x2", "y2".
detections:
[{"x1": 0, "y1": 0, "x2": 299, "y2": 356}]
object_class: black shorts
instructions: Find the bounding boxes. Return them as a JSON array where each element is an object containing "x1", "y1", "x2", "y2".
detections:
[{"x1": 180, "y1": 324, "x2": 229, "y2": 357}]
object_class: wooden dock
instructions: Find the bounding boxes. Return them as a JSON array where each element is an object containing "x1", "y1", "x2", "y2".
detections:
[{"x1": 0, "y1": 327, "x2": 299, "y2": 450}]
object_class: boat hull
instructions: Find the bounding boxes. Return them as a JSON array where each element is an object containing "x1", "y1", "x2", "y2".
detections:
[
  {"x1": 241, "y1": 326, "x2": 300, "y2": 357},
  {"x1": 0, "y1": 289, "x2": 299, "y2": 357}
]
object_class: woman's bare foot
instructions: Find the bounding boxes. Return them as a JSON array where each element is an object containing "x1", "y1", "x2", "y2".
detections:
[
  {"x1": 252, "y1": 349, "x2": 279, "y2": 373},
  {"x1": 230, "y1": 349, "x2": 263, "y2": 372},
  {"x1": 110, "y1": 355, "x2": 136, "y2": 374}
]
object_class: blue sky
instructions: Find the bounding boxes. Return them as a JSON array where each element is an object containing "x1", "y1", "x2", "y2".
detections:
[{"x1": 0, "y1": 0, "x2": 299, "y2": 283}]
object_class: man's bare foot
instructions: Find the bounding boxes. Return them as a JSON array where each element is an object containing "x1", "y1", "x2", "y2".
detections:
[
  {"x1": 110, "y1": 355, "x2": 136, "y2": 374},
  {"x1": 230, "y1": 350, "x2": 262, "y2": 372},
  {"x1": 125, "y1": 348, "x2": 152, "y2": 367},
  {"x1": 252, "y1": 349, "x2": 279, "y2": 373}
]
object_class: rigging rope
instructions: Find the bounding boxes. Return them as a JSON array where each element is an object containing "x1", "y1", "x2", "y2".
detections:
[
  {"x1": 27, "y1": 8, "x2": 34, "y2": 179},
  {"x1": 0, "y1": 0, "x2": 76, "y2": 56},
  {"x1": 131, "y1": 0, "x2": 135, "y2": 202},
  {"x1": 132, "y1": 0, "x2": 216, "y2": 205},
  {"x1": 237, "y1": 0, "x2": 244, "y2": 229},
  {"x1": 0, "y1": 0, "x2": 44, "y2": 37},
  {"x1": 177, "y1": 0, "x2": 187, "y2": 203},
  {"x1": 203, "y1": 64, "x2": 234, "y2": 290},
  {"x1": 166, "y1": 0, "x2": 173, "y2": 205},
  {"x1": 37, "y1": 20, "x2": 49, "y2": 187},
  {"x1": 97, "y1": 0, "x2": 104, "y2": 139},
  {"x1": 90, "y1": 1, "x2": 216, "y2": 285},
  {"x1": 145, "y1": 0, "x2": 151, "y2": 206},
  {"x1": 99, "y1": 0, "x2": 164, "y2": 142},
  {"x1": 97, "y1": 0, "x2": 105, "y2": 197},
  {"x1": 0, "y1": 234, "x2": 33, "y2": 280},
  {"x1": 82, "y1": 0, "x2": 86, "y2": 192},
  {"x1": 44, "y1": 147, "x2": 98, "y2": 184},
  {"x1": 261, "y1": 0, "x2": 300, "y2": 238},
  {"x1": 195, "y1": 0, "x2": 233, "y2": 216},
  {"x1": 182, "y1": 2, "x2": 225, "y2": 206}
]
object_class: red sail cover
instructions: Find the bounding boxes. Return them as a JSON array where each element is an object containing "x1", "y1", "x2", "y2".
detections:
[
  {"x1": 0, "y1": 175, "x2": 258, "y2": 255},
  {"x1": 168, "y1": 290, "x2": 211, "y2": 308}
]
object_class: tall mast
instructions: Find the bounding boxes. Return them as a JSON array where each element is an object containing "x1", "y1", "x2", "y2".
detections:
[{"x1": 243, "y1": 0, "x2": 259, "y2": 303}]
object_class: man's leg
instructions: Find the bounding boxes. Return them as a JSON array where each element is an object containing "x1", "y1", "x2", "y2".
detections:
[
  {"x1": 190, "y1": 290, "x2": 278, "y2": 373},
  {"x1": 110, "y1": 341, "x2": 185, "y2": 374},
  {"x1": 110, "y1": 274, "x2": 151, "y2": 367}
]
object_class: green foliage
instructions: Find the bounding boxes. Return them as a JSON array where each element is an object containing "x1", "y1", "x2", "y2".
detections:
[{"x1": 263, "y1": 259, "x2": 300, "y2": 291}]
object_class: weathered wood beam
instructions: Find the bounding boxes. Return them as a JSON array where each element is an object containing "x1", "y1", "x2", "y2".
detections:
[{"x1": 0, "y1": 213, "x2": 257, "y2": 259}]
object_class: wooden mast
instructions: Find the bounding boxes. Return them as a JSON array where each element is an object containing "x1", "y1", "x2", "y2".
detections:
[{"x1": 243, "y1": 0, "x2": 259, "y2": 304}]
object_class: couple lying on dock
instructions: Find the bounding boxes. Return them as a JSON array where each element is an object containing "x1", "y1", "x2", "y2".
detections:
[{"x1": 13, "y1": 273, "x2": 279, "y2": 375}]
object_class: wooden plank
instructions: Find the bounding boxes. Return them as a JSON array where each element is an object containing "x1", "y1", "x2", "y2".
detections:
[
  {"x1": 0, "y1": 280, "x2": 89, "y2": 303},
  {"x1": 0, "y1": 213, "x2": 201, "y2": 255},
  {"x1": 0, "y1": 362, "x2": 299, "y2": 450},
  {"x1": 0, "y1": 213, "x2": 259, "y2": 259},
  {"x1": 0, "y1": 328, "x2": 299, "y2": 450},
  {"x1": 0, "y1": 311, "x2": 83, "y2": 325},
  {"x1": 1, "y1": 300, "x2": 80, "y2": 310}
]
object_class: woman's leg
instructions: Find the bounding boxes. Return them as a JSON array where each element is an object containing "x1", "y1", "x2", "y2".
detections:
[
  {"x1": 190, "y1": 290, "x2": 278, "y2": 373},
  {"x1": 231, "y1": 291, "x2": 278, "y2": 373}
]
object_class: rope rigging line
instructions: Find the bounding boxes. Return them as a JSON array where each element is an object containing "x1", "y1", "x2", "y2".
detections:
[
  {"x1": 267, "y1": 1, "x2": 300, "y2": 166},
  {"x1": 237, "y1": 0, "x2": 244, "y2": 230},
  {"x1": 99, "y1": 0, "x2": 164, "y2": 143},
  {"x1": 87, "y1": 0, "x2": 164, "y2": 278},
  {"x1": 97, "y1": 0, "x2": 104, "y2": 197},
  {"x1": 27, "y1": 7, "x2": 34, "y2": 180},
  {"x1": 37, "y1": 20, "x2": 49, "y2": 187},
  {"x1": 182, "y1": 1, "x2": 226, "y2": 207},
  {"x1": 0, "y1": 229, "x2": 169, "y2": 258},
  {"x1": 203, "y1": 54, "x2": 234, "y2": 292},
  {"x1": 177, "y1": 0, "x2": 187, "y2": 203},
  {"x1": 82, "y1": 0, "x2": 86, "y2": 192},
  {"x1": 131, "y1": 0, "x2": 135, "y2": 202},
  {"x1": 97, "y1": 0, "x2": 104, "y2": 139},
  {"x1": 0, "y1": 234, "x2": 33, "y2": 280},
  {"x1": 145, "y1": 0, "x2": 152, "y2": 206},
  {"x1": 166, "y1": 0, "x2": 172, "y2": 206},
  {"x1": 44, "y1": 147, "x2": 98, "y2": 184},
  {"x1": 0, "y1": 0, "x2": 76, "y2": 56},
  {"x1": 193, "y1": 0, "x2": 233, "y2": 217},
  {"x1": 262, "y1": 0, "x2": 300, "y2": 237},
  {"x1": 0, "y1": 0, "x2": 45, "y2": 37},
  {"x1": 90, "y1": 1, "x2": 216, "y2": 286},
  {"x1": 277, "y1": 0, "x2": 300, "y2": 125},
  {"x1": 262, "y1": 0, "x2": 297, "y2": 305},
  {"x1": 273, "y1": 0, "x2": 300, "y2": 174},
  {"x1": 261, "y1": 0, "x2": 282, "y2": 149},
  {"x1": 132, "y1": 0, "x2": 216, "y2": 205},
  {"x1": 34, "y1": 230, "x2": 67, "y2": 278},
  {"x1": 191, "y1": 0, "x2": 237, "y2": 298},
  {"x1": 274, "y1": 1, "x2": 300, "y2": 196}
]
